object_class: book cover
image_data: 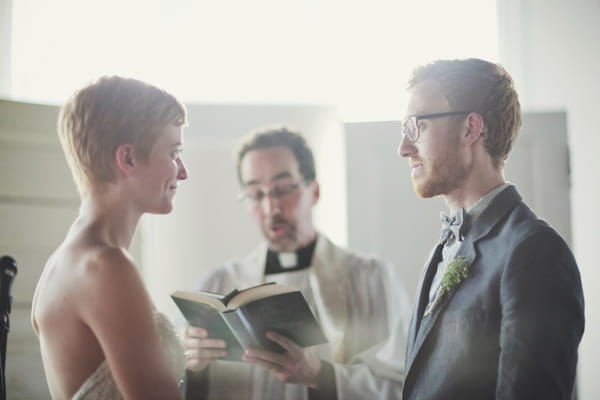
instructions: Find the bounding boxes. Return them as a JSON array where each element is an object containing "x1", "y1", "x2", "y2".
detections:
[
  {"x1": 170, "y1": 293, "x2": 245, "y2": 361},
  {"x1": 171, "y1": 283, "x2": 328, "y2": 360}
]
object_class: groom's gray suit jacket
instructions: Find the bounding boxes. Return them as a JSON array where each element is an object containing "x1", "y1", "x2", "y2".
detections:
[{"x1": 402, "y1": 186, "x2": 585, "y2": 400}]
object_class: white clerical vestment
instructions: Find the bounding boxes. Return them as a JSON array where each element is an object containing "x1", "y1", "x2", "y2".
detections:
[{"x1": 190, "y1": 234, "x2": 409, "y2": 400}]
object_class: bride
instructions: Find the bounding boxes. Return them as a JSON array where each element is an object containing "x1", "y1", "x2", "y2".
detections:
[{"x1": 31, "y1": 76, "x2": 189, "y2": 399}]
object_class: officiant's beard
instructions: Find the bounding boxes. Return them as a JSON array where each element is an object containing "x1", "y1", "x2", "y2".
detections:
[{"x1": 263, "y1": 215, "x2": 299, "y2": 252}]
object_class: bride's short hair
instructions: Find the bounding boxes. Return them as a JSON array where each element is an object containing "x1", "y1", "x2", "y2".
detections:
[{"x1": 58, "y1": 75, "x2": 187, "y2": 195}]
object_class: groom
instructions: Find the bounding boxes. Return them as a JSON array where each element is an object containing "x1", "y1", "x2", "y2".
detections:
[{"x1": 397, "y1": 58, "x2": 585, "y2": 399}]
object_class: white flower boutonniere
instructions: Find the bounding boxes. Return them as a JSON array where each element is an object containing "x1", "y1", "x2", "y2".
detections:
[{"x1": 423, "y1": 256, "x2": 470, "y2": 318}]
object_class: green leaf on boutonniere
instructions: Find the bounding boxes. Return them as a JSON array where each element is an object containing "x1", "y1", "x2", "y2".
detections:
[
  {"x1": 423, "y1": 256, "x2": 470, "y2": 318},
  {"x1": 440, "y1": 256, "x2": 470, "y2": 296}
]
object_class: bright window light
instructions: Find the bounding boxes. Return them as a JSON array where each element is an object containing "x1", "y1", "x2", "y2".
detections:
[{"x1": 9, "y1": 0, "x2": 497, "y2": 121}]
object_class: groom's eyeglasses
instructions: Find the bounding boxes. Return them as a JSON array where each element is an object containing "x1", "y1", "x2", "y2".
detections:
[{"x1": 400, "y1": 111, "x2": 471, "y2": 142}]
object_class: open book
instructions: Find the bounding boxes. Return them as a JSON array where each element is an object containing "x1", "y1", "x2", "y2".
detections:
[{"x1": 171, "y1": 282, "x2": 328, "y2": 361}]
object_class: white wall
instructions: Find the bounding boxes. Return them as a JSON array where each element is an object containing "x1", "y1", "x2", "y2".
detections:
[
  {"x1": 0, "y1": 100, "x2": 75, "y2": 399},
  {"x1": 0, "y1": 0, "x2": 11, "y2": 97},
  {"x1": 497, "y1": 1, "x2": 600, "y2": 399}
]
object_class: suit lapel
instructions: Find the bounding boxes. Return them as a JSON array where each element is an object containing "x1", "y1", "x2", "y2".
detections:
[
  {"x1": 405, "y1": 243, "x2": 444, "y2": 371},
  {"x1": 408, "y1": 238, "x2": 478, "y2": 370},
  {"x1": 404, "y1": 185, "x2": 523, "y2": 388}
]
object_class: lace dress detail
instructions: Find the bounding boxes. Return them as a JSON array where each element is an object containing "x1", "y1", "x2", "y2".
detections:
[{"x1": 72, "y1": 312, "x2": 185, "y2": 400}]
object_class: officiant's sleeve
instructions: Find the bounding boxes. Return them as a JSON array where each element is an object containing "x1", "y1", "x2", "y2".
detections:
[
  {"x1": 184, "y1": 369, "x2": 209, "y2": 400},
  {"x1": 308, "y1": 360, "x2": 337, "y2": 400},
  {"x1": 332, "y1": 258, "x2": 410, "y2": 400}
]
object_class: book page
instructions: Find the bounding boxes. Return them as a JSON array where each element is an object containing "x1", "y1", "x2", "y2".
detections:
[
  {"x1": 226, "y1": 283, "x2": 295, "y2": 310},
  {"x1": 171, "y1": 290, "x2": 227, "y2": 312}
]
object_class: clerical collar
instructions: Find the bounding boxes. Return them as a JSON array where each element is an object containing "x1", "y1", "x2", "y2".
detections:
[{"x1": 265, "y1": 238, "x2": 317, "y2": 274}]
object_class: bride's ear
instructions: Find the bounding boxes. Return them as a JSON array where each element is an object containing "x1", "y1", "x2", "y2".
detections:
[{"x1": 115, "y1": 144, "x2": 136, "y2": 177}]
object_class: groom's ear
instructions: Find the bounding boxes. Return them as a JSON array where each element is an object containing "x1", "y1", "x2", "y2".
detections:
[
  {"x1": 463, "y1": 112, "x2": 485, "y2": 146},
  {"x1": 115, "y1": 144, "x2": 136, "y2": 177}
]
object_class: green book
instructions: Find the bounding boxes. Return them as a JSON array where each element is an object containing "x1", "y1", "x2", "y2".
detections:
[{"x1": 171, "y1": 282, "x2": 328, "y2": 361}]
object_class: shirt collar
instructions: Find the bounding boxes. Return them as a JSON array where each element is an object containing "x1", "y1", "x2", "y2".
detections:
[{"x1": 467, "y1": 182, "x2": 512, "y2": 224}]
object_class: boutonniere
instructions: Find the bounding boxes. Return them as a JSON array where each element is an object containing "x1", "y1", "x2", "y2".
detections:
[{"x1": 423, "y1": 256, "x2": 470, "y2": 318}]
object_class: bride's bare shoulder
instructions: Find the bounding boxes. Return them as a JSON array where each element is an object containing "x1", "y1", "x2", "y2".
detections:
[{"x1": 75, "y1": 245, "x2": 144, "y2": 299}]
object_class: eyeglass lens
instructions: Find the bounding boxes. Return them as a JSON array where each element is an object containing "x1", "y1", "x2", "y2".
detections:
[{"x1": 402, "y1": 117, "x2": 418, "y2": 142}]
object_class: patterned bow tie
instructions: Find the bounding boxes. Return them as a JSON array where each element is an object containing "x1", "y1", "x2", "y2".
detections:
[{"x1": 440, "y1": 208, "x2": 468, "y2": 244}]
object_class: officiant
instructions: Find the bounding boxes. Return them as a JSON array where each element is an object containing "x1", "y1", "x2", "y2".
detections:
[{"x1": 181, "y1": 127, "x2": 411, "y2": 400}]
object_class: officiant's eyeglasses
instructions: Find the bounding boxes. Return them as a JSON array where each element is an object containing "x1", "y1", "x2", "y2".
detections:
[
  {"x1": 401, "y1": 111, "x2": 471, "y2": 142},
  {"x1": 238, "y1": 181, "x2": 304, "y2": 204}
]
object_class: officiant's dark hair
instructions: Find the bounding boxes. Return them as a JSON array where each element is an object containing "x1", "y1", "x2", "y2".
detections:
[{"x1": 235, "y1": 126, "x2": 316, "y2": 184}]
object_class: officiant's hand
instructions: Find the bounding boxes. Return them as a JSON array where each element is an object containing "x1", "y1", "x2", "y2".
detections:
[
  {"x1": 182, "y1": 326, "x2": 228, "y2": 371},
  {"x1": 243, "y1": 331, "x2": 322, "y2": 389}
]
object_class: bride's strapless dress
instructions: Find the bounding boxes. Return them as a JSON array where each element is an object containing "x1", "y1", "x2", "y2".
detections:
[{"x1": 72, "y1": 312, "x2": 185, "y2": 400}]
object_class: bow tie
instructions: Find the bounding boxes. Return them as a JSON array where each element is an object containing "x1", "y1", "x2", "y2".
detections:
[{"x1": 440, "y1": 208, "x2": 468, "y2": 244}]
